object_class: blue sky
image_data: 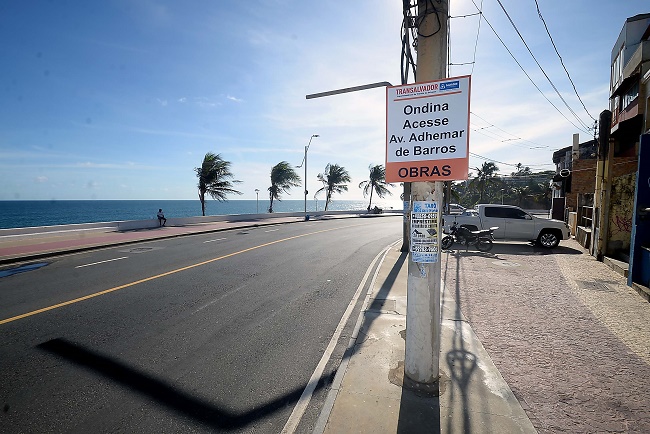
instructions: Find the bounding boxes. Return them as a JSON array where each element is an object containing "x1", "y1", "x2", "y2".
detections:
[{"x1": 1, "y1": 0, "x2": 648, "y2": 201}]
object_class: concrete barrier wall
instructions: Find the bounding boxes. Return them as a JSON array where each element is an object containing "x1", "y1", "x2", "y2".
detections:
[
  {"x1": 0, "y1": 222, "x2": 121, "y2": 236},
  {"x1": 1, "y1": 209, "x2": 403, "y2": 237}
]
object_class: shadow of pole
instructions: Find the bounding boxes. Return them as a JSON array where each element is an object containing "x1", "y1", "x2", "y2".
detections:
[
  {"x1": 374, "y1": 251, "x2": 408, "y2": 301},
  {"x1": 443, "y1": 250, "x2": 479, "y2": 434},
  {"x1": 37, "y1": 338, "x2": 335, "y2": 431}
]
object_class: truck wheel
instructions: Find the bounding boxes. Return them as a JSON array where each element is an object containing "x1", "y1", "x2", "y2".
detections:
[{"x1": 537, "y1": 230, "x2": 560, "y2": 248}]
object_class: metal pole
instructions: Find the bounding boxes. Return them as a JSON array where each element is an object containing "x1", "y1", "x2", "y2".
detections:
[
  {"x1": 301, "y1": 134, "x2": 318, "y2": 219},
  {"x1": 255, "y1": 189, "x2": 259, "y2": 213},
  {"x1": 404, "y1": 0, "x2": 448, "y2": 386}
]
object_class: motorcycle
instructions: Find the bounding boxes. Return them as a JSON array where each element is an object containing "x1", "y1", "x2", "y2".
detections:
[{"x1": 441, "y1": 221, "x2": 498, "y2": 252}]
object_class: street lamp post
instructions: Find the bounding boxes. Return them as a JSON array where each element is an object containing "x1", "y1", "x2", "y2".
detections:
[
  {"x1": 297, "y1": 134, "x2": 319, "y2": 220},
  {"x1": 501, "y1": 188, "x2": 505, "y2": 204},
  {"x1": 255, "y1": 189, "x2": 260, "y2": 213}
]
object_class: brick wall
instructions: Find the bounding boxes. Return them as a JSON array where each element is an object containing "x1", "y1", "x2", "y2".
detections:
[
  {"x1": 612, "y1": 156, "x2": 639, "y2": 178},
  {"x1": 567, "y1": 159, "x2": 597, "y2": 211}
]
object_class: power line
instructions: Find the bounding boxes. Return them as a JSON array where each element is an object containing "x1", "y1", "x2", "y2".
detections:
[
  {"x1": 470, "y1": 111, "x2": 549, "y2": 149},
  {"x1": 470, "y1": 126, "x2": 544, "y2": 150},
  {"x1": 534, "y1": 0, "x2": 596, "y2": 122},
  {"x1": 469, "y1": 152, "x2": 554, "y2": 168},
  {"x1": 467, "y1": 0, "x2": 590, "y2": 134},
  {"x1": 493, "y1": 0, "x2": 591, "y2": 132},
  {"x1": 470, "y1": 0, "x2": 483, "y2": 75}
]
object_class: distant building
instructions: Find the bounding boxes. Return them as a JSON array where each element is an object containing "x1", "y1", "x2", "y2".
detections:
[{"x1": 551, "y1": 137, "x2": 597, "y2": 242}]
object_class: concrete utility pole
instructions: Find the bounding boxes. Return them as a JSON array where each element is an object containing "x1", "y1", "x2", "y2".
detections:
[{"x1": 404, "y1": 0, "x2": 448, "y2": 386}]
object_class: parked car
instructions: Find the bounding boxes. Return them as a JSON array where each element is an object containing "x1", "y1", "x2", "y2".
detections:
[{"x1": 443, "y1": 204, "x2": 570, "y2": 248}]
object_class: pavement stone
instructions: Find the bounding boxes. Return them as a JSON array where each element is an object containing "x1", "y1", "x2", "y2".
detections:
[{"x1": 441, "y1": 239, "x2": 650, "y2": 433}]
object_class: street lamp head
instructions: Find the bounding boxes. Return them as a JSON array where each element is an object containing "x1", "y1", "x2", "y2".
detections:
[{"x1": 312, "y1": 134, "x2": 319, "y2": 138}]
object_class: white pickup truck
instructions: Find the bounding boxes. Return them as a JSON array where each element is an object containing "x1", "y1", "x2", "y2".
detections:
[{"x1": 443, "y1": 204, "x2": 570, "y2": 248}]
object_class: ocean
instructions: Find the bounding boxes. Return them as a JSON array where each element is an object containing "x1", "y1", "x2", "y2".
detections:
[{"x1": 0, "y1": 199, "x2": 403, "y2": 229}]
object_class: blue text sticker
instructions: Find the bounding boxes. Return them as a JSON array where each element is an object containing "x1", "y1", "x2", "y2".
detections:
[{"x1": 413, "y1": 201, "x2": 438, "y2": 213}]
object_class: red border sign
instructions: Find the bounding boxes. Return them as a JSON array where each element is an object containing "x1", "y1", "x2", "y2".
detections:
[{"x1": 385, "y1": 76, "x2": 471, "y2": 182}]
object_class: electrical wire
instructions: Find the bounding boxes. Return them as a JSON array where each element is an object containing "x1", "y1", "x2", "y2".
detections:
[
  {"x1": 415, "y1": 0, "x2": 444, "y2": 38},
  {"x1": 468, "y1": 0, "x2": 590, "y2": 134},
  {"x1": 494, "y1": 0, "x2": 592, "y2": 132},
  {"x1": 534, "y1": 0, "x2": 596, "y2": 122},
  {"x1": 401, "y1": 0, "x2": 445, "y2": 84},
  {"x1": 471, "y1": 126, "x2": 548, "y2": 150},
  {"x1": 401, "y1": 1, "x2": 418, "y2": 84},
  {"x1": 470, "y1": 112, "x2": 550, "y2": 149},
  {"x1": 469, "y1": 152, "x2": 554, "y2": 168},
  {"x1": 448, "y1": 3, "x2": 483, "y2": 72},
  {"x1": 469, "y1": 0, "x2": 483, "y2": 75}
]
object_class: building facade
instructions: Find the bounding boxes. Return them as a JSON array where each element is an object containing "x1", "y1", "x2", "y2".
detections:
[
  {"x1": 598, "y1": 14, "x2": 650, "y2": 263},
  {"x1": 551, "y1": 13, "x2": 650, "y2": 295}
]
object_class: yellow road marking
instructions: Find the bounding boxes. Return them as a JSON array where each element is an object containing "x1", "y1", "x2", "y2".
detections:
[{"x1": 0, "y1": 224, "x2": 358, "y2": 325}]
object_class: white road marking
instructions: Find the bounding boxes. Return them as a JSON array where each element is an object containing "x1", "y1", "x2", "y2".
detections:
[
  {"x1": 281, "y1": 241, "x2": 396, "y2": 434},
  {"x1": 75, "y1": 256, "x2": 128, "y2": 268},
  {"x1": 264, "y1": 229, "x2": 279, "y2": 232},
  {"x1": 203, "y1": 238, "x2": 227, "y2": 243}
]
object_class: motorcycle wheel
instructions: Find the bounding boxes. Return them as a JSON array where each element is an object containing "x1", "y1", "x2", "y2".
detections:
[
  {"x1": 441, "y1": 235, "x2": 454, "y2": 249},
  {"x1": 476, "y1": 237, "x2": 493, "y2": 252}
]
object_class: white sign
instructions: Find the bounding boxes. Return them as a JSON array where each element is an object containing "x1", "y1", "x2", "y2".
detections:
[
  {"x1": 410, "y1": 201, "x2": 440, "y2": 263},
  {"x1": 385, "y1": 76, "x2": 471, "y2": 183}
]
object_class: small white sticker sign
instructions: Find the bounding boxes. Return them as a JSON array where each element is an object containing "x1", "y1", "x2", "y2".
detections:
[{"x1": 410, "y1": 200, "x2": 440, "y2": 263}]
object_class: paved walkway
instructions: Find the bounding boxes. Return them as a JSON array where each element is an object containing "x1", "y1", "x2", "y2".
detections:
[
  {"x1": 0, "y1": 216, "x2": 307, "y2": 264},
  {"x1": 440, "y1": 239, "x2": 650, "y2": 433}
]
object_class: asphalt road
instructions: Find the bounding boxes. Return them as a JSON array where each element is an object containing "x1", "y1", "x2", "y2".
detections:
[{"x1": 0, "y1": 216, "x2": 402, "y2": 433}]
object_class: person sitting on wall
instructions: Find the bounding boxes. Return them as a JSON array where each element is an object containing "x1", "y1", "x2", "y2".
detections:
[{"x1": 157, "y1": 209, "x2": 167, "y2": 227}]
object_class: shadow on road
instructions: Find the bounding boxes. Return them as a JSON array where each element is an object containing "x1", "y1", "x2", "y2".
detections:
[{"x1": 37, "y1": 338, "x2": 335, "y2": 431}]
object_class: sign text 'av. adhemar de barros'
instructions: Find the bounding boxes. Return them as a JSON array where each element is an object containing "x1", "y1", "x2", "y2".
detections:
[{"x1": 385, "y1": 75, "x2": 471, "y2": 183}]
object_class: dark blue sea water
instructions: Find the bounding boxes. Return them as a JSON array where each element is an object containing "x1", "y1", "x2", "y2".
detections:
[{"x1": 0, "y1": 199, "x2": 402, "y2": 229}]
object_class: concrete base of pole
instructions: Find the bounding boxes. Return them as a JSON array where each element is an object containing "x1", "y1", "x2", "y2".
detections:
[{"x1": 389, "y1": 360, "x2": 444, "y2": 397}]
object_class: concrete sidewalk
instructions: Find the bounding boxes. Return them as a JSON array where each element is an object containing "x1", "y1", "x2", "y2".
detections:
[{"x1": 314, "y1": 246, "x2": 536, "y2": 433}]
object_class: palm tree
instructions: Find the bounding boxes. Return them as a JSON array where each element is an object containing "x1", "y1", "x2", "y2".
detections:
[
  {"x1": 358, "y1": 164, "x2": 392, "y2": 211},
  {"x1": 511, "y1": 163, "x2": 533, "y2": 177},
  {"x1": 315, "y1": 163, "x2": 351, "y2": 211},
  {"x1": 511, "y1": 185, "x2": 531, "y2": 207},
  {"x1": 268, "y1": 161, "x2": 301, "y2": 213},
  {"x1": 468, "y1": 162, "x2": 502, "y2": 203},
  {"x1": 195, "y1": 152, "x2": 242, "y2": 216}
]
